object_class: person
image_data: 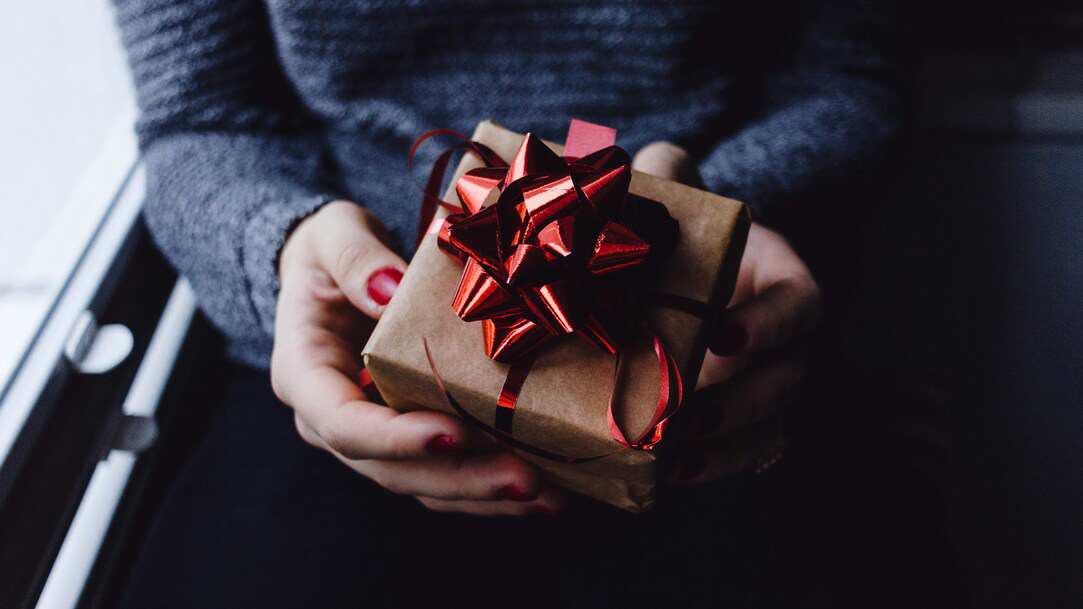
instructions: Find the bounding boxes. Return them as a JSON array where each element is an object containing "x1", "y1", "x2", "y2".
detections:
[{"x1": 110, "y1": 1, "x2": 952, "y2": 607}]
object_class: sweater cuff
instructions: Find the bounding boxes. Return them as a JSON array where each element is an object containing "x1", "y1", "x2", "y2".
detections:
[{"x1": 242, "y1": 194, "x2": 336, "y2": 335}]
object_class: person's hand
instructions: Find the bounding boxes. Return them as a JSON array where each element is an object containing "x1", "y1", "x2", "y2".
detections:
[
  {"x1": 272, "y1": 201, "x2": 567, "y2": 515},
  {"x1": 631, "y1": 142, "x2": 822, "y2": 482}
]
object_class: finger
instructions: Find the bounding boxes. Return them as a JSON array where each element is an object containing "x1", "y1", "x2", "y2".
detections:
[
  {"x1": 711, "y1": 225, "x2": 822, "y2": 355},
  {"x1": 631, "y1": 141, "x2": 704, "y2": 187},
  {"x1": 669, "y1": 416, "x2": 784, "y2": 484},
  {"x1": 333, "y1": 446, "x2": 547, "y2": 502},
  {"x1": 417, "y1": 486, "x2": 570, "y2": 516},
  {"x1": 695, "y1": 352, "x2": 749, "y2": 388},
  {"x1": 715, "y1": 278, "x2": 820, "y2": 354},
  {"x1": 312, "y1": 202, "x2": 407, "y2": 319},
  {"x1": 685, "y1": 354, "x2": 804, "y2": 439},
  {"x1": 276, "y1": 344, "x2": 473, "y2": 460},
  {"x1": 272, "y1": 275, "x2": 474, "y2": 462}
]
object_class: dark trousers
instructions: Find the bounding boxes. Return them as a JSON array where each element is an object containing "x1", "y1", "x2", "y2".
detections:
[{"x1": 118, "y1": 363, "x2": 967, "y2": 609}]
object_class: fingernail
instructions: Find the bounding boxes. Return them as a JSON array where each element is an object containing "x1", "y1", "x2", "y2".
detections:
[
  {"x1": 714, "y1": 323, "x2": 748, "y2": 354},
  {"x1": 497, "y1": 484, "x2": 533, "y2": 502},
  {"x1": 367, "y1": 267, "x2": 403, "y2": 306},
  {"x1": 528, "y1": 505, "x2": 556, "y2": 516},
  {"x1": 424, "y1": 434, "x2": 463, "y2": 455},
  {"x1": 676, "y1": 453, "x2": 706, "y2": 482}
]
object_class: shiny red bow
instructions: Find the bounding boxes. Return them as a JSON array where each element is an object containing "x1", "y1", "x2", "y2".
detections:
[
  {"x1": 428, "y1": 132, "x2": 678, "y2": 363},
  {"x1": 409, "y1": 124, "x2": 686, "y2": 456}
]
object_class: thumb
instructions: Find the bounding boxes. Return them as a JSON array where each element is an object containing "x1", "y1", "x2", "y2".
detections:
[
  {"x1": 631, "y1": 141, "x2": 703, "y2": 188},
  {"x1": 311, "y1": 202, "x2": 408, "y2": 320}
]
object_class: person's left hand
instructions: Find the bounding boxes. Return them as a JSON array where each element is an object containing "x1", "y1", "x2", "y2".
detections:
[{"x1": 631, "y1": 142, "x2": 822, "y2": 483}]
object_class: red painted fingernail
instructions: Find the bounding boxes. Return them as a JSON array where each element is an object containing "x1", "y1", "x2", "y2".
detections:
[
  {"x1": 497, "y1": 484, "x2": 533, "y2": 502},
  {"x1": 528, "y1": 505, "x2": 555, "y2": 516},
  {"x1": 677, "y1": 453, "x2": 706, "y2": 482},
  {"x1": 714, "y1": 323, "x2": 748, "y2": 354},
  {"x1": 367, "y1": 267, "x2": 403, "y2": 306},
  {"x1": 424, "y1": 434, "x2": 463, "y2": 455}
]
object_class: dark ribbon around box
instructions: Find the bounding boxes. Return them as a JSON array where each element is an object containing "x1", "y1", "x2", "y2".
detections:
[{"x1": 386, "y1": 120, "x2": 710, "y2": 462}]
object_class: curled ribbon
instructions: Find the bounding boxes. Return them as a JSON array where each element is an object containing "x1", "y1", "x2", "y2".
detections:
[{"x1": 412, "y1": 123, "x2": 695, "y2": 458}]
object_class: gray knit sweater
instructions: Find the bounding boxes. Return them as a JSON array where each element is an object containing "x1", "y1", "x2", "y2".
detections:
[{"x1": 111, "y1": 0, "x2": 898, "y2": 369}]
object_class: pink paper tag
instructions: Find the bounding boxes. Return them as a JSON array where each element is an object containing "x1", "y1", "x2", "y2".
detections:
[{"x1": 564, "y1": 119, "x2": 617, "y2": 159}]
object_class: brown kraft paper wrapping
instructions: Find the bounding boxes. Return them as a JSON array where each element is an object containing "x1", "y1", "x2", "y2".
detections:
[{"x1": 362, "y1": 120, "x2": 751, "y2": 511}]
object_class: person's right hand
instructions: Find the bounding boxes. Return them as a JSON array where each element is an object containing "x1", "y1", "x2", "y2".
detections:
[
  {"x1": 632, "y1": 142, "x2": 820, "y2": 482},
  {"x1": 272, "y1": 201, "x2": 566, "y2": 515}
]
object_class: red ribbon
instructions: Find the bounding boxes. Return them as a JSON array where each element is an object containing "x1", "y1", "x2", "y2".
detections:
[{"x1": 412, "y1": 121, "x2": 694, "y2": 458}]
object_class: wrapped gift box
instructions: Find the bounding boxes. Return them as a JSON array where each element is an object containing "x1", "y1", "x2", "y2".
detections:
[{"x1": 362, "y1": 120, "x2": 750, "y2": 511}]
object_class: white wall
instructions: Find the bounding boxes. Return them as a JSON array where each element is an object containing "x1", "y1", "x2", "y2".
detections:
[{"x1": 0, "y1": 0, "x2": 137, "y2": 385}]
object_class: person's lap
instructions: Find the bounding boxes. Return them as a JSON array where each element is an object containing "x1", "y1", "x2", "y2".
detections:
[{"x1": 119, "y1": 365, "x2": 965, "y2": 609}]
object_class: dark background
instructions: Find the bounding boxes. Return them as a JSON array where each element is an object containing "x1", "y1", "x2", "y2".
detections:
[{"x1": 837, "y1": 2, "x2": 1082, "y2": 605}]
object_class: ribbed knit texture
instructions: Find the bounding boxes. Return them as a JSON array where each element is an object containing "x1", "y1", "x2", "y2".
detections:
[{"x1": 111, "y1": 0, "x2": 899, "y2": 369}]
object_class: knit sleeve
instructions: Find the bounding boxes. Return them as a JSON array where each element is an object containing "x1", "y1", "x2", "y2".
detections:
[
  {"x1": 111, "y1": 0, "x2": 339, "y2": 368},
  {"x1": 698, "y1": 0, "x2": 901, "y2": 224}
]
